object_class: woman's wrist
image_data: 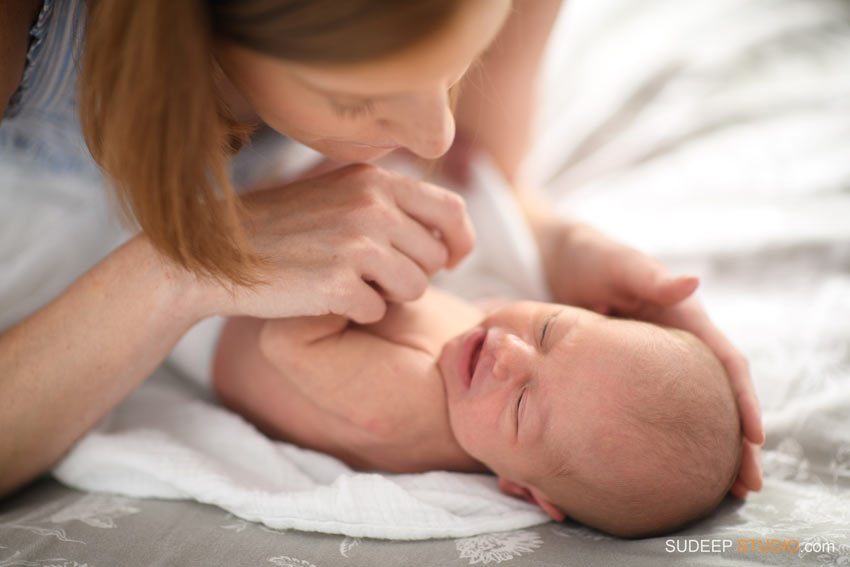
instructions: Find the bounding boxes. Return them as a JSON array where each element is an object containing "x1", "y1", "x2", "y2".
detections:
[
  {"x1": 122, "y1": 234, "x2": 221, "y2": 324},
  {"x1": 522, "y1": 204, "x2": 575, "y2": 302},
  {"x1": 0, "y1": 231, "x2": 227, "y2": 495}
]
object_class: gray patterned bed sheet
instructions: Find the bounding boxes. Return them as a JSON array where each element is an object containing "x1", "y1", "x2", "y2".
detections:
[{"x1": 3, "y1": 0, "x2": 850, "y2": 564}]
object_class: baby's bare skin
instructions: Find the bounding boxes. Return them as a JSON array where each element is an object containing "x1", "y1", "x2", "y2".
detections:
[
  {"x1": 213, "y1": 288, "x2": 487, "y2": 473},
  {"x1": 214, "y1": 286, "x2": 742, "y2": 536}
]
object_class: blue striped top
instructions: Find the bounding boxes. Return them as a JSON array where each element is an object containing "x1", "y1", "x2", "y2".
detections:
[
  {"x1": 0, "y1": 0, "x2": 289, "y2": 185},
  {"x1": 0, "y1": 0, "x2": 98, "y2": 177}
]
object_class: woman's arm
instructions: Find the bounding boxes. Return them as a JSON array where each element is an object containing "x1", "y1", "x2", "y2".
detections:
[
  {"x1": 0, "y1": 236, "x2": 206, "y2": 497},
  {"x1": 0, "y1": 163, "x2": 475, "y2": 496},
  {"x1": 452, "y1": 0, "x2": 563, "y2": 185}
]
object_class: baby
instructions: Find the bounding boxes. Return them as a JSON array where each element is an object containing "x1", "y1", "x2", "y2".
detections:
[{"x1": 213, "y1": 287, "x2": 742, "y2": 537}]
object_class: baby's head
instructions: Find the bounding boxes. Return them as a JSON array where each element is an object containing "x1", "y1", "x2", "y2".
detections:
[{"x1": 437, "y1": 301, "x2": 742, "y2": 537}]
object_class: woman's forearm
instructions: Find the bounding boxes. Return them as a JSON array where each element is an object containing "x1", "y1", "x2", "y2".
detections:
[
  {"x1": 454, "y1": 0, "x2": 562, "y2": 185},
  {"x1": 0, "y1": 235, "x2": 209, "y2": 497}
]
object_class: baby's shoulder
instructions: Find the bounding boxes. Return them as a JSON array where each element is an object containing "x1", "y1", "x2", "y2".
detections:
[{"x1": 361, "y1": 287, "x2": 483, "y2": 355}]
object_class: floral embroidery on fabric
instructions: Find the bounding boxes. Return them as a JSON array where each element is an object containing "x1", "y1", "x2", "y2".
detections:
[
  {"x1": 0, "y1": 550, "x2": 88, "y2": 567},
  {"x1": 455, "y1": 530, "x2": 542, "y2": 564},
  {"x1": 796, "y1": 536, "x2": 850, "y2": 566},
  {"x1": 339, "y1": 537, "x2": 362, "y2": 558},
  {"x1": 2, "y1": 526, "x2": 83, "y2": 545},
  {"x1": 268, "y1": 556, "x2": 318, "y2": 567},
  {"x1": 219, "y1": 513, "x2": 288, "y2": 536},
  {"x1": 550, "y1": 524, "x2": 612, "y2": 542},
  {"x1": 0, "y1": 493, "x2": 140, "y2": 548},
  {"x1": 49, "y1": 495, "x2": 139, "y2": 529}
]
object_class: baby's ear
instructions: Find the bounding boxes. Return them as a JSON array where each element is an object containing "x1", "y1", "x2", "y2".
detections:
[
  {"x1": 498, "y1": 477, "x2": 566, "y2": 522},
  {"x1": 498, "y1": 477, "x2": 532, "y2": 500},
  {"x1": 528, "y1": 486, "x2": 566, "y2": 522}
]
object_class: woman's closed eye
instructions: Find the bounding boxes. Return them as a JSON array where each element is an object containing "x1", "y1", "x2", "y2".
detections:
[{"x1": 329, "y1": 98, "x2": 375, "y2": 119}]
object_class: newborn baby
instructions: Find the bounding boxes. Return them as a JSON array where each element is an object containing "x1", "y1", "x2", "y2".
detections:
[{"x1": 213, "y1": 287, "x2": 741, "y2": 537}]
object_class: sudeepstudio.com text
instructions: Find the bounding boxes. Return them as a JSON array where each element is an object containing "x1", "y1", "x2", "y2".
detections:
[{"x1": 665, "y1": 538, "x2": 837, "y2": 554}]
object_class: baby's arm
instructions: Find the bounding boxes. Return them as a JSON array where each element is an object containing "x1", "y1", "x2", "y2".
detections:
[
  {"x1": 213, "y1": 287, "x2": 483, "y2": 471},
  {"x1": 254, "y1": 312, "x2": 438, "y2": 439}
]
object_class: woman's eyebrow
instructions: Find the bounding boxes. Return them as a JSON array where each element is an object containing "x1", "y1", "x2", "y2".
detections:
[{"x1": 288, "y1": 71, "x2": 381, "y2": 101}]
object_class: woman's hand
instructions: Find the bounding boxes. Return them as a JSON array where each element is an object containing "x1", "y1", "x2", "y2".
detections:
[
  {"x1": 542, "y1": 222, "x2": 764, "y2": 497},
  {"x1": 204, "y1": 163, "x2": 475, "y2": 323},
  {"x1": 542, "y1": 223, "x2": 702, "y2": 315}
]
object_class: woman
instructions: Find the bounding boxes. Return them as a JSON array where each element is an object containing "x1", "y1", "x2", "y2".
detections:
[{"x1": 0, "y1": 0, "x2": 762, "y2": 501}]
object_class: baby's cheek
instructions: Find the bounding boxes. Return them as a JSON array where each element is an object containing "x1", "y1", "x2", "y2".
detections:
[{"x1": 448, "y1": 403, "x2": 490, "y2": 458}]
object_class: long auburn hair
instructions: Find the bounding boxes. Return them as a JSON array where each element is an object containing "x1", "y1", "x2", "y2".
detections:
[{"x1": 79, "y1": 0, "x2": 459, "y2": 285}]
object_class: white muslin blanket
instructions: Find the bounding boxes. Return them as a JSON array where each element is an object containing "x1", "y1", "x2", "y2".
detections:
[{"x1": 52, "y1": 152, "x2": 553, "y2": 540}]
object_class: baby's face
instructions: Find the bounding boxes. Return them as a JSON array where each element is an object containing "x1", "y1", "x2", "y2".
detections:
[{"x1": 437, "y1": 301, "x2": 675, "y2": 501}]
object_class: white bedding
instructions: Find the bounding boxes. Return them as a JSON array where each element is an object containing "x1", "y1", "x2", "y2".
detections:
[{"x1": 51, "y1": 154, "x2": 554, "y2": 540}]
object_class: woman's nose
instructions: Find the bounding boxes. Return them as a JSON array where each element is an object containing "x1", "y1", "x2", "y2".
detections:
[
  {"x1": 490, "y1": 332, "x2": 534, "y2": 385},
  {"x1": 382, "y1": 89, "x2": 455, "y2": 160}
]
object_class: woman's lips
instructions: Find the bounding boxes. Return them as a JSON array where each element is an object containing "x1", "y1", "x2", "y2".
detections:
[
  {"x1": 350, "y1": 142, "x2": 401, "y2": 150},
  {"x1": 458, "y1": 327, "x2": 487, "y2": 390}
]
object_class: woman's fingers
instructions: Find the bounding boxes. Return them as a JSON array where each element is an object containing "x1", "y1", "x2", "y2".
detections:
[
  {"x1": 360, "y1": 244, "x2": 430, "y2": 304},
  {"x1": 633, "y1": 296, "x2": 765, "y2": 488},
  {"x1": 729, "y1": 479, "x2": 749, "y2": 499},
  {"x1": 387, "y1": 211, "x2": 450, "y2": 276},
  {"x1": 389, "y1": 174, "x2": 475, "y2": 269},
  {"x1": 335, "y1": 278, "x2": 388, "y2": 324},
  {"x1": 654, "y1": 275, "x2": 700, "y2": 305},
  {"x1": 728, "y1": 441, "x2": 763, "y2": 500},
  {"x1": 691, "y1": 312, "x2": 764, "y2": 446},
  {"x1": 737, "y1": 440, "x2": 763, "y2": 493},
  {"x1": 723, "y1": 350, "x2": 765, "y2": 445},
  {"x1": 610, "y1": 242, "x2": 698, "y2": 308},
  {"x1": 689, "y1": 308, "x2": 766, "y2": 446},
  {"x1": 625, "y1": 261, "x2": 699, "y2": 306},
  {"x1": 229, "y1": 163, "x2": 476, "y2": 321}
]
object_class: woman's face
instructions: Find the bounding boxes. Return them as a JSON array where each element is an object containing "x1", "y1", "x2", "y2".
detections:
[{"x1": 215, "y1": 0, "x2": 510, "y2": 163}]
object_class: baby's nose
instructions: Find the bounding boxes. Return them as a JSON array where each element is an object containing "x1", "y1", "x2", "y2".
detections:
[{"x1": 490, "y1": 332, "x2": 534, "y2": 384}]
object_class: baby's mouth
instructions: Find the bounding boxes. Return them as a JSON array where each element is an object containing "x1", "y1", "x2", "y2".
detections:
[{"x1": 468, "y1": 333, "x2": 485, "y2": 386}]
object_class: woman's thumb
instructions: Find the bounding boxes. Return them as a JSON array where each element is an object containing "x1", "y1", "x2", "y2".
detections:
[{"x1": 653, "y1": 274, "x2": 699, "y2": 305}]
